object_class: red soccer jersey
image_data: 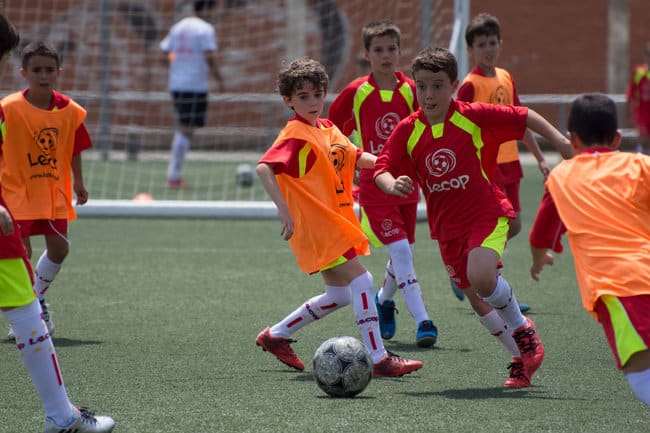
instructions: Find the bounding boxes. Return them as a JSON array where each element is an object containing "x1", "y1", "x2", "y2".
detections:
[
  {"x1": 375, "y1": 100, "x2": 527, "y2": 241},
  {"x1": 626, "y1": 64, "x2": 650, "y2": 133},
  {"x1": 0, "y1": 188, "x2": 28, "y2": 260},
  {"x1": 328, "y1": 71, "x2": 420, "y2": 206}
]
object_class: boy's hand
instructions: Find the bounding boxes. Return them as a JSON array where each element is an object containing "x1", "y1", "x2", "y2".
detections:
[
  {"x1": 538, "y1": 160, "x2": 550, "y2": 179},
  {"x1": 74, "y1": 184, "x2": 89, "y2": 205},
  {"x1": 277, "y1": 206, "x2": 294, "y2": 241},
  {"x1": 530, "y1": 250, "x2": 554, "y2": 281},
  {"x1": 390, "y1": 175, "x2": 414, "y2": 198},
  {"x1": 0, "y1": 205, "x2": 14, "y2": 235}
]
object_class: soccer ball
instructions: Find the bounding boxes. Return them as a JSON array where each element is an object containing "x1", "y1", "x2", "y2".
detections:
[
  {"x1": 235, "y1": 163, "x2": 254, "y2": 187},
  {"x1": 312, "y1": 336, "x2": 372, "y2": 398}
]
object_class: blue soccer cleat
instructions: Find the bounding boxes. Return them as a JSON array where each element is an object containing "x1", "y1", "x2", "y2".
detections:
[
  {"x1": 450, "y1": 278, "x2": 465, "y2": 301},
  {"x1": 415, "y1": 320, "x2": 438, "y2": 348},
  {"x1": 374, "y1": 292, "x2": 398, "y2": 340}
]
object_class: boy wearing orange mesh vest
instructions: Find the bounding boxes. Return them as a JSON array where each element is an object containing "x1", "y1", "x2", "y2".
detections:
[
  {"x1": 530, "y1": 93, "x2": 650, "y2": 405},
  {"x1": 255, "y1": 57, "x2": 422, "y2": 378},
  {"x1": 0, "y1": 40, "x2": 91, "y2": 339}
]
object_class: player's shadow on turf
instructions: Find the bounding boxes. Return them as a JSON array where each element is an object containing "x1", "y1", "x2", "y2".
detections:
[
  {"x1": 2, "y1": 337, "x2": 103, "y2": 347},
  {"x1": 403, "y1": 387, "x2": 587, "y2": 401},
  {"x1": 385, "y1": 340, "x2": 472, "y2": 353}
]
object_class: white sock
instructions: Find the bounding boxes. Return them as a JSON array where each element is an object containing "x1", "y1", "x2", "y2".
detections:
[
  {"x1": 270, "y1": 285, "x2": 351, "y2": 338},
  {"x1": 476, "y1": 310, "x2": 520, "y2": 358},
  {"x1": 34, "y1": 251, "x2": 61, "y2": 297},
  {"x1": 388, "y1": 240, "x2": 430, "y2": 324},
  {"x1": 351, "y1": 271, "x2": 386, "y2": 363},
  {"x1": 377, "y1": 259, "x2": 397, "y2": 304},
  {"x1": 167, "y1": 131, "x2": 190, "y2": 181},
  {"x1": 626, "y1": 368, "x2": 650, "y2": 405},
  {"x1": 482, "y1": 275, "x2": 527, "y2": 330},
  {"x1": 3, "y1": 300, "x2": 74, "y2": 424}
]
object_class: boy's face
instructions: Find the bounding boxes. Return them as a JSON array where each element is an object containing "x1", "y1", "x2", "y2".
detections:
[
  {"x1": 365, "y1": 35, "x2": 400, "y2": 76},
  {"x1": 20, "y1": 55, "x2": 60, "y2": 95},
  {"x1": 283, "y1": 81, "x2": 325, "y2": 126},
  {"x1": 468, "y1": 34, "x2": 501, "y2": 72},
  {"x1": 414, "y1": 68, "x2": 458, "y2": 124}
]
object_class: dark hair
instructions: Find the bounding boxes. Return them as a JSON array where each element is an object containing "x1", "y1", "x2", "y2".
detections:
[
  {"x1": 21, "y1": 40, "x2": 60, "y2": 69},
  {"x1": 194, "y1": 0, "x2": 216, "y2": 13},
  {"x1": 465, "y1": 13, "x2": 501, "y2": 46},
  {"x1": 0, "y1": 14, "x2": 20, "y2": 58},
  {"x1": 567, "y1": 93, "x2": 618, "y2": 145},
  {"x1": 411, "y1": 47, "x2": 458, "y2": 82},
  {"x1": 277, "y1": 57, "x2": 329, "y2": 97},
  {"x1": 362, "y1": 19, "x2": 401, "y2": 50}
]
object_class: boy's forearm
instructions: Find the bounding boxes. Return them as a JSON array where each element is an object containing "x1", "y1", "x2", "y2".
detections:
[
  {"x1": 357, "y1": 152, "x2": 376, "y2": 169},
  {"x1": 522, "y1": 128, "x2": 545, "y2": 163},
  {"x1": 526, "y1": 110, "x2": 573, "y2": 159},
  {"x1": 374, "y1": 171, "x2": 395, "y2": 194},
  {"x1": 256, "y1": 163, "x2": 288, "y2": 212}
]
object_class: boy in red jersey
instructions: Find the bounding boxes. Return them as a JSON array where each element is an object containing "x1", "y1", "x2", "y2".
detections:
[
  {"x1": 626, "y1": 41, "x2": 650, "y2": 155},
  {"x1": 255, "y1": 57, "x2": 422, "y2": 378},
  {"x1": 0, "y1": 14, "x2": 115, "y2": 433},
  {"x1": 0, "y1": 40, "x2": 92, "y2": 339},
  {"x1": 329, "y1": 20, "x2": 437, "y2": 348},
  {"x1": 375, "y1": 47, "x2": 572, "y2": 388},
  {"x1": 454, "y1": 13, "x2": 545, "y2": 313},
  {"x1": 529, "y1": 93, "x2": 650, "y2": 405}
]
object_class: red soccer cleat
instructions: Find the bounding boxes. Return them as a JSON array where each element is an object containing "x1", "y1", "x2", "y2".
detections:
[
  {"x1": 255, "y1": 326, "x2": 304, "y2": 371},
  {"x1": 504, "y1": 357, "x2": 530, "y2": 388},
  {"x1": 372, "y1": 352, "x2": 423, "y2": 378},
  {"x1": 512, "y1": 317, "x2": 545, "y2": 379}
]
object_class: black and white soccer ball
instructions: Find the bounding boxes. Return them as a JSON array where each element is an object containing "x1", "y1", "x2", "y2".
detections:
[
  {"x1": 312, "y1": 336, "x2": 372, "y2": 398},
  {"x1": 235, "y1": 163, "x2": 254, "y2": 187}
]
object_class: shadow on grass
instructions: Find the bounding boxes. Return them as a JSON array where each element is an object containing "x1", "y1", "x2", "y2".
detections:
[
  {"x1": 403, "y1": 386, "x2": 587, "y2": 401},
  {"x1": 385, "y1": 340, "x2": 472, "y2": 353},
  {"x1": 1, "y1": 337, "x2": 103, "y2": 347}
]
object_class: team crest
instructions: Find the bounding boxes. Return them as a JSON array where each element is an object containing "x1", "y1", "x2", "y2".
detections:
[
  {"x1": 425, "y1": 148, "x2": 456, "y2": 177},
  {"x1": 375, "y1": 112, "x2": 401, "y2": 140}
]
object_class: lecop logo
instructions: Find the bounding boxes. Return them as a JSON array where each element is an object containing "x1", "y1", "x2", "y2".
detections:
[
  {"x1": 375, "y1": 112, "x2": 401, "y2": 140},
  {"x1": 425, "y1": 148, "x2": 456, "y2": 177}
]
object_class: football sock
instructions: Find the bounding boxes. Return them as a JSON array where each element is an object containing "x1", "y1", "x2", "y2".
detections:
[
  {"x1": 476, "y1": 309, "x2": 520, "y2": 358},
  {"x1": 350, "y1": 271, "x2": 386, "y2": 363},
  {"x1": 482, "y1": 275, "x2": 527, "y2": 330},
  {"x1": 167, "y1": 131, "x2": 190, "y2": 181},
  {"x1": 34, "y1": 251, "x2": 62, "y2": 297},
  {"x1": 377, "y1": 260, "x2": 397, "y2": 304},
  {"x1": 626, "y1": 368, "x2": 650, "y2": 405},
  {"x1": 270, "y1": 284, "x2": 351, "y2": 338},
  {"x1": 3, "y1": 300, "x2": 75, "y2": 425},
  {"x1": 388, "y1": 239, "x2": 429, "y2": 324}
]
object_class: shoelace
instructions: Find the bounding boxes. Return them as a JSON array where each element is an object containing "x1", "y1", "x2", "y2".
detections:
[
  {"x1": 380, "y1": 303, "x2": 398, "y2": 321},
  {"x1": 79, "y1": 407, "x2": 98, "y2": 425},
  {"x1": 507, "y1": 361, "x2": 526, "y2": 379},
  {"x1": 512, "y1": 328, "x2": 536, "y2": 353}
]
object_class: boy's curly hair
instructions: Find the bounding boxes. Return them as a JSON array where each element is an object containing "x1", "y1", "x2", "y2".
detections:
[
  {"x1": 277, "y1": 57, "x2": 329, "y2": 97},
  {"x1": 411, "y1": 47, "x2": 458, "y2": 82}
]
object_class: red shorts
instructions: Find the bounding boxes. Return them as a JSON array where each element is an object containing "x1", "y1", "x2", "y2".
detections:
[
  {"x1": 16, "y1": 219, "x2": 68, "y2": 237},
  {"x1": 439, "y1": 217, "x2": 509, "y2": 289},
  {"x1": 359, "y1": 203, "x2": 417, "y2": 247},
  {"x1": 495, "y1": 161, "x2": 523, "y2": 213},
  {"x1": 594, "y1": 294, "x2": 650, "y2": 369}
]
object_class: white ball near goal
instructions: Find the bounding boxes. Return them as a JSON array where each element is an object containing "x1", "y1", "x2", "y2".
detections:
[{"x1": 235, "y1": 163, "x2": 254, "y2": 187}]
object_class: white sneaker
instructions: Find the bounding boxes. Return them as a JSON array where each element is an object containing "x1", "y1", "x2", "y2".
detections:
[{"x1": 44, "y1": 407, "x2": 115, "y2": 433}]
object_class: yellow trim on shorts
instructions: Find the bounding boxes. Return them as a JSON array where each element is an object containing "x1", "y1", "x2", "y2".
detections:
[
  {"x1": 601, "y1": 294, "x2": 648, "y2": 367},
  {"x1": 359, "y1": 207, "x2": 383, "y2": 248},
  {"x1": 480, "y1": 216, "x2": 509, "y2": 258},
  {"x1": 0, "y1": 258, "x2": 36, "y2": 307},
  {"x1": 320, "y1": 255, "x2": 349, "y2": 272}
]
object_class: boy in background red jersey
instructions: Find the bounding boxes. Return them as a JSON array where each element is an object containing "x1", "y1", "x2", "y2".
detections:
[
  {"x1": 375, "y1": 47, "x2": 573, "y2": 388},
  {"x1": 626, "y1": 41, "x2": 650, "y2": 155},
  {"x1": 329, "y1": 20, "x2": 437, "y2": 348},
  {"x1": 1, "y1": 40, "x2": 92, "y2": 339},
  {"x1": 255, "y1": 57, "x2": 422, "y2": 378},
  {"x1": 0, "y1": 14, "x2": 115, "y2": 433},
  {"x1": 529, "y1": 93, "x2": 650, "y2": 405}
]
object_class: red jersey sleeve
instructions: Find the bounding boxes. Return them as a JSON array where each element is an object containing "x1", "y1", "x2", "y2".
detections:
[
  {"x1": 328, "y1": 84, "x2": 357, "y2": 137},
  {"x1": 456, "y1": 81, "x2": 475, "y2": 102},
  {"x1": 73, "y1": 123, "x2": 92, "y2": 155},
  {"x1": 529, "y1": 188, "x2": 566, "y2": 253},
  {"x1": 258, "y1": 137, "x2": 317, "y2": 177}
]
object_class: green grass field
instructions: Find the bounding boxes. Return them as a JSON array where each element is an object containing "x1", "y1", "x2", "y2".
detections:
[{"x1": 0, "y1": 165, "x2": 648, "y2": 432}]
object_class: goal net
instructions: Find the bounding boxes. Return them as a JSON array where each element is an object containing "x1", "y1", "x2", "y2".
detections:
[{"x1": 0, "y1": 0, "x2": 461, "y2": 218}]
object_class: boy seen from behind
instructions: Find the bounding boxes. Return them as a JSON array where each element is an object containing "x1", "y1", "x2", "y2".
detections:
[
  {"x1": 529, "y1": 93, "x2": 650, "y2": 405},
  {"x1": 375, "y1": 47, "x2": 573, "y2": 388},
  {"x1": 328, "y1": 20, "x2": 437, "y2": 348},
  {"x1": 255, "y1": 57, "x2": 422, "y2": 378}
]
